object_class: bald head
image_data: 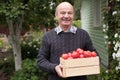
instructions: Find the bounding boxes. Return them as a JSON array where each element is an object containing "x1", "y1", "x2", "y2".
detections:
[{"x1": 55, "y1": 2, "x2": 74, "y2": 15}]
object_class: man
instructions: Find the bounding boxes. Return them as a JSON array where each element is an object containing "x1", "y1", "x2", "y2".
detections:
[{"x1": 37, "y1": 2, "x2": 98, "y2": 80}]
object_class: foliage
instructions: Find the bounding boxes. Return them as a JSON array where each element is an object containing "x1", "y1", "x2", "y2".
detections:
[
  {"x1": 0, "y1": 34, "x2": 11, "y2": 50},
  {"x1": 11, "y1": 31, "x2": 46, "y2": 80},
  {"x1": 72, "y1": 20, "x2": 81, "y2": 28},
  {"x1": 73, "y1": 0, "x2": 81, "y2": 20},
  {"x1": 0, "y1": 14, "x2": 6, "y2": 24},
  {"x1": 21, "y1": 31, "x2": 44, "y2": 60},
  {"x1": 25, "y1": 0, "x2": 56, "y2": 29},
  {"x1": 0, "y1": 39, "x2": 3, "y2": 48},
  {"x1": 0, "y1": 56, "x2": 15, "y2": 79},
  {"x1": 0, "y1": 0, "x2": 28, "y2": 20},
  {"x1": 87, "y1": 75, "x2": 99, "y2": 80},
  {"x1": 99, "y1": 67, "x2": 110, "y2": 80},
  {"x1": 102, "y1": 0, "x2": 120, "y2": 79},
  {"x1": 10, "y1": 58, "x2": 47, "y2": 80}
]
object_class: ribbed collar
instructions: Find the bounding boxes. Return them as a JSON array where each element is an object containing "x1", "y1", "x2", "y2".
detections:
[{"x1": 54, "y1": 26, "x2": 77, "y2": 34}]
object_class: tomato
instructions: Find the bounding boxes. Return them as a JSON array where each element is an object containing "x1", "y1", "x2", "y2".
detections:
[
  {"x1": 83, "y1": 51, "x2": 91, "y2": 58},
  {"x1": 76, "y1": 48, "x2": 82, "y2": 52},
  {"x1": 61, "y1": 53, "x2": 69, "y2": 60},
  {"x1": 71, "y1": 51, "x2": 79, "y2": 58},
  {"x1": 79, "y1": 54, "x2": 84, "y2": 58},
  {"x1": 76, "y1": 48, "x2": 84, "y2": 55},
  {"x1": 91, "y1": 51, "x2": 97, "y2": 57},
  {"x1": 68, "y1": 56, "x2": 73, "y2": 59},
  {"x1": 61, "y1": 49, "x2": 97, "y2": 60},
  {"x1": 68, "y1": 52, "x2": 72, "y2": 57},
  {"x1": 87, "y1": 51, "x2": 92, "y2": 57}
]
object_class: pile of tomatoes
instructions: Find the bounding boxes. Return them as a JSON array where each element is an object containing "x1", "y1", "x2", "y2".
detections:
[{"x1": 61, "y1": 48, "x2": 97, "y2": 60}]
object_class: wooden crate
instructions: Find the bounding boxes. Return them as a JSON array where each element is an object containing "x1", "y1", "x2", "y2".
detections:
[{"x1": 60, "y1": 56, "x2": 100, "y2": 77}]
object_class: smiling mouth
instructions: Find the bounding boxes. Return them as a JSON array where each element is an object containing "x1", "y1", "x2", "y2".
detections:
[{"x1": 62, "y1": 18, "x2": 71, "y2": 21}]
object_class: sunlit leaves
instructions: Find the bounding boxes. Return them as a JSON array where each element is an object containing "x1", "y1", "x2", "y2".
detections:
[{"x1": 0, "y1": 1, "x2": 28, "y2": 19}]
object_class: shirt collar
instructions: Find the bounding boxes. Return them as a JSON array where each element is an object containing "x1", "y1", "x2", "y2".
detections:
[{"x1": 54, "y1": 26, "x2": 77, "y2": 34}]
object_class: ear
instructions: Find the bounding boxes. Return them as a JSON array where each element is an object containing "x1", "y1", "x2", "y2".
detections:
[
  {"x1": 55, "y1": 12, "x2": 57, "y2": 18},
  {"x1": 55, "y1": 13, "x2": 58, "y2": 20}
]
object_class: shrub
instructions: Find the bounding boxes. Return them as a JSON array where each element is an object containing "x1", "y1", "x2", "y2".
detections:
[
  {"x1": 0, "y1": 56, "x2": 15, "y2": 79},
  {"x1": 21, "y1": 31, "x2": 44, "y2": 60},
  {"x1": 72, "y1": 20, "x2": 81, "y2": 28},
  {"x1": 0, "y1": 39, "x2": 3, "y2": 48},
  {"x1": 10, "y1": 58, "x2": 47, "y2": 80}
]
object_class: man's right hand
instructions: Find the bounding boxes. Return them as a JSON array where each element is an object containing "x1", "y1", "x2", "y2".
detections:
[{"x1": 55, "y1": 64, "x2": 66, "y2": 78}]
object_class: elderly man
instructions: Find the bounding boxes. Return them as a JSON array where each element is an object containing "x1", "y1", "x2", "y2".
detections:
[{"x1": 37, "y1": 2, "x2": 97, "y2": 80}]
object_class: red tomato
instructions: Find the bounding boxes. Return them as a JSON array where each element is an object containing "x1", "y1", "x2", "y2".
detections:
[
  {"x1": 68, "y1": 52, "x2": 72, "y2": 57},
  {"x1": 76, "y1": 48, "x2": 84, "y2": 55},
  {"x1": 91, "y1": 51, "x2": 97, "y2": 57},
  {"x1": 76, "y1": 48, "x2": 83, "y2": 52},
  {"x1": 71, "y1": 51, "x2": 79, "y2": 58},
  {"x1": 79, "y1": 54, "x2": 84, "y2": 58},
  {"x1": 61, "y1": 53, "x2": 69, "y2": 60},
  {"x1": 68, "y1": 56, "x2": 73, "y2": 59},
  {"x1": 83, "y1": 51, "x2": 91, "y2": 58},
  {"x1": 87, "y1": 51, "x2": 92, "y2": 57}
]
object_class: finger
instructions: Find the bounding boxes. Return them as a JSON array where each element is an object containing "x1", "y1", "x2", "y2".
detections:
[
  {"x1": 59, "y1": 64, "x2": 63, "y2": 68},
  {"x1": 55, "y1": 65, "x2": 64, "y2": 78},
  {"x1": 58, "y1": 65, "x2": 66, "y2": 78}
]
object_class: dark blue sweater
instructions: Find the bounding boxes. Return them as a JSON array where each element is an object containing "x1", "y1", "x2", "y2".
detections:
[{"x1": 37, "y1": 28, "x2": 97, "y2": 80}]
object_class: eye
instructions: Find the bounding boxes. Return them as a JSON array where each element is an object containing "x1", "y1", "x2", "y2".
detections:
[
  {"x1": 68, "y1": 12, "x2": 73, "y2": 15},
  {"x1": 60, "y1": 11, "x2": 66, "y2": 14}
]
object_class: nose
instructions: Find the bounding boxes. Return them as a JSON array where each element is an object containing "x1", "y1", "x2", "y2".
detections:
[{"x1": 64, "y1": 13, "x2": 69, "y2": 17}]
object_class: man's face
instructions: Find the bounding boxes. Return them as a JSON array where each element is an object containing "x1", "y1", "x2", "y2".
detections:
[{"x1": 55, "y1": 3, "x2": 74, "y2": 27}]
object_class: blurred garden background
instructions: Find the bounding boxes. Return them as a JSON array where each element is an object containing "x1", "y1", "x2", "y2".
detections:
[{"x1": 0, "y1": 0, "x2": 120, "y2": 80}]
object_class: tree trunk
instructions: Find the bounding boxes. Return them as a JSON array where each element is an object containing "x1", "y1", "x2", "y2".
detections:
[
  {"x1": 12, "y1": 36, "x2": 22, "y2": 71},
  {"x1": 7, "y1": 15, "x2": 23, "y2": 71}
]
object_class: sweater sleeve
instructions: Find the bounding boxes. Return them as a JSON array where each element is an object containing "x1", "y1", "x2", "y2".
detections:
[{"x1": 37, "y1": 34, "x2": 57, "y2": 73}]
